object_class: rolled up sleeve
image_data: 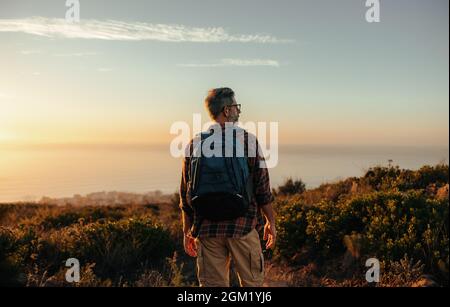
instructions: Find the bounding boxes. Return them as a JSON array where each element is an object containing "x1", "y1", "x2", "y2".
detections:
[
  {"x1": 252, "y1": 141, "x2": 274, "y2": 208},
  {"x1": 179, "y1": 142, "x2": 194, "y2": 221}
]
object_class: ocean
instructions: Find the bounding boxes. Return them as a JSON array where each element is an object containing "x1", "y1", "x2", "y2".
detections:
[{"x1": 0, "y1": 144, "x2": 448, "y2": 203}]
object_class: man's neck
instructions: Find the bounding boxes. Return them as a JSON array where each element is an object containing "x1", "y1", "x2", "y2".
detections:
[
  {"x1": 214, "y1": 120, "x2": 226, "y2": 128},
  {"x1": 214, "y1": 120, "x2": 238, "y2": 128}
]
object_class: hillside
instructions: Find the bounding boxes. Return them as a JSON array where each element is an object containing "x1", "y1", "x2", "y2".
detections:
[{"x1": 0, "y1": 164, "x2": 448, "y2": 287}]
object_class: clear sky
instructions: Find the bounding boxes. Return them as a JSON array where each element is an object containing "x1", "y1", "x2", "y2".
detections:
[{"x1": 0, "y1": 0, "x2": 448, "y2": 146}]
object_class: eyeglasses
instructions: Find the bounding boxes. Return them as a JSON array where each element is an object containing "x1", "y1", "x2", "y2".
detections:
[{"x1": 224, "y1": 104, "x2": 241, "y2": 112}]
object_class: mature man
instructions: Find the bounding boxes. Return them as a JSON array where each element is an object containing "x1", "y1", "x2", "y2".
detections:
[{"x1": 179, "y1": 87, "x2": 276, "y2": 287}]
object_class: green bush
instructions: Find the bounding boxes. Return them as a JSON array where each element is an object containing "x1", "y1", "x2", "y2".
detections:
[
  {"x1": 275, "y1": 178, "x2": 306, "y2": 196},
  {"x1": 274, "y1": 198, "x2": 310, "y2": 260},
  {"x1": 68, "y1": 219, "x2": 175, "y2": 278},
  {"x1": 39, "y1": 206, "x2": 126, "y2": 230},
  {"x1": 10, "y1": 218, "x2": 176, "y2": 282},
  {"x1": 0, "y1": 227, "x2": 22, "y2": 286},
  {"x1": 40, "y1": 212, "x2": 84, "y2": 230},
  {"x1": 275, "y1": 190, "x2": 449, "y2": 279},
  {"x1": 362, "y1": 164, "x2": 449, "y2": 192}
]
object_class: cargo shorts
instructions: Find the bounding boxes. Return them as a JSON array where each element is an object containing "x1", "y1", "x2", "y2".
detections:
[{"x1": 195, "y1": 228, "x2": 264, "y2": 287}]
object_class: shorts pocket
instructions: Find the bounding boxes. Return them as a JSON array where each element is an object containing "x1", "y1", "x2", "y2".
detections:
[
  {"x1": 196, "y1": 245, "x2": 207, "y2": 283},
  {"x1": 238, "y1": 229, "x2": 255, "y2": 241},
  {"x1": 250, "y1": 251, "x2": 264, "y2": 280}
]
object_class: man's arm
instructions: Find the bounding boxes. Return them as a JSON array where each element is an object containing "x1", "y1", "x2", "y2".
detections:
[
  {"x1": 179, "y1": 141, "x2": 197, "y2": 257},
  {"x1": 261, "y1": 203, "x2": 275, "y2": 224},
  {"x1": 251, "y1": 137, "x2": 276, "y2": 249},
  {"x1": 179, "y1": 140, "x2": 194, "y2": 233},
  {"x1": 181, "y1": 210, "x2": 192, "y2": 235},
  {"x1": 179, "y1": 172, "x2": 194, "y2": 236}
]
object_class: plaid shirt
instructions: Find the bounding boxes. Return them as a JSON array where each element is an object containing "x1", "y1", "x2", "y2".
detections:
[{"x1": 179, "y1": 124, "x2": 274, "y2": 238}]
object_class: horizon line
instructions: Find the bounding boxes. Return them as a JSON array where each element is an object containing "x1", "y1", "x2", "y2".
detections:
[{"x1": 0, "y1": 141, "x2": 448, "y2": 150}]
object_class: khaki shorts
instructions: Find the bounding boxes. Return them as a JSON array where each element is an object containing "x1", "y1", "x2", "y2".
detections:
[{"x1": 195, "y1": 228, "x2": 264, "y2": 287}]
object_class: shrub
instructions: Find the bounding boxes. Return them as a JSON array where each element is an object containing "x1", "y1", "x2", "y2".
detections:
[
  {"x1": 40, "y1": 212, "x2": 83, "y2": 230},
  {"x1": 274, "y1": 198, "x2": 310, "y2": 260},
  {"x1": 9, "y1": 218, "x2": 176, "y2": 283},
  {"x1": 39, "y1": 206, "x2": 125, "y2": 230},
  {"x1": 60, "y1": 219, "x2": 175, "y2": 279},
  {"x1": 275, "y1": 190, "x2": 449, "y2": 281},
  {"x1": 0, "y1": 227, "x2": 22, "y2": 286},
  {"x1": 362, "y1": 164, "x2": 449, "y2": 192},
  {"x1": 275, "y1": 178, "x2": 306, "y2": 196}
]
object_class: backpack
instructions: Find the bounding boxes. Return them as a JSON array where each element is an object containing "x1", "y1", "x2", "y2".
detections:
[{"x1": 188, "y1": 127, "x2": 253, "y2": 221}]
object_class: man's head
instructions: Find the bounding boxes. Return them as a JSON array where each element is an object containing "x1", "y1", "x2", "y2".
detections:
[{"x1": 204, "y1": 87, "x2": 241, "y2": 123}]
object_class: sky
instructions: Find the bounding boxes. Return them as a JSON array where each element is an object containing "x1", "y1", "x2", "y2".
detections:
[{"x1": 0, "y1": 0, "x2": 448, "y2": 147}]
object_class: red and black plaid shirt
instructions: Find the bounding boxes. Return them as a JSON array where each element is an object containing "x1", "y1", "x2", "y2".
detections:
[{"x1": 179, "y1": 124, "x2": 274, "y2": 238}]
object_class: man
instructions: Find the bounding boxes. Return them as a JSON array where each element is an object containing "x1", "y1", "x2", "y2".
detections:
[{"x1": 179, "y1": 87, "x2": 276, "y2": 287}]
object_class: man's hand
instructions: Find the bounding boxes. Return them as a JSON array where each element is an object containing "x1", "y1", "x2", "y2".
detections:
[
  {"x1": 181, "y1": 211, "x2": 197, "y2": 257},
  {"x1": 183, "y1": 233, "x2": 198, "y2": 257},
  {"x1": 261, "y1": 203, "x2": 276, "y2": 250},
  {"x1": 263, "y1": 221, "x2": 277, "y2": 250}
]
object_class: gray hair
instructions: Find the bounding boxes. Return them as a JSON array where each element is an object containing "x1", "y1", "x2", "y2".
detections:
[{"x1": 204, "y1": 87, "x2": 235, "y2": 120}]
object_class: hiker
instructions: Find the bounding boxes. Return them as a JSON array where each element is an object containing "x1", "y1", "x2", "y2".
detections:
[{"x1": 179, "y1": 87, "x2": 276, "y2": 287}]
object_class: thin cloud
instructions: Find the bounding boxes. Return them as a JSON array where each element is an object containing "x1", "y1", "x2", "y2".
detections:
[
  {"x1": 53, "y1": 52, "x2": 98, "y2": 57},
  {"x1": 178, "y1": 58, "x2": 281, "y2": 68},
  {"x1": 0, "y1": 17, "x2": 293, "y2": 43}
]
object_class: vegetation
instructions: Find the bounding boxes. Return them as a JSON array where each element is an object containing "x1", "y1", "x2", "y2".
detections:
[
  {"x1": 0, "y1": 203, "x2": 188, "y2": 286},
  {"x1": 274, "y1": 164, "x2": 449, "y2": 286},
  {"x1": 273, "y1": 178, "x2": 306, "y2": 196},
  {"x1": 0, "y1": 164, "x2": 448, "y2": 287}
]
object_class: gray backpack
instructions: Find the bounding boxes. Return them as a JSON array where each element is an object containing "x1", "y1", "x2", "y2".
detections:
[{"x1": 188, "y1": 129, "x2": 253, "y2": 221}]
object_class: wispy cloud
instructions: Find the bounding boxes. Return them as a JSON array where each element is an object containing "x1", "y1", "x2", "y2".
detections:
[
  {"x1": 53, "y1": 52, "x2": 98, "y2": 57},
  {"x1": 18, "y1": 50, "x2": 99, "y2": 57},
  {"x1": 178, "y1": 58, "x2": 281, "y2": 68},
  {"x1": 0, "y1": 17, "x2": 293, "y2": 43}
]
